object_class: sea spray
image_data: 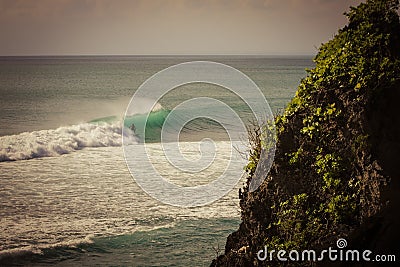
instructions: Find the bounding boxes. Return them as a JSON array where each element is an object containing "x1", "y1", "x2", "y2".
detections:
[{"x1": 0, "y1": 122, "x2": 137, "y2": 161}]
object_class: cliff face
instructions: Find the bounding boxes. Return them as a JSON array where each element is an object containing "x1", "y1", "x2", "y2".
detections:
[{"x1": 212, "y1": 1, "x2": 400, "y2": 266}]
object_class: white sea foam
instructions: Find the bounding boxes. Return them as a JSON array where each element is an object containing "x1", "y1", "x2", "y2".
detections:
[
  {"x1": 0, "y1": 222, "x2": 178, "y2": 261},
  {"x1": 0, "y1": 234, "x2": 95, "y2": 260},
  {"x1": 0, "y1": 122, "x2": 137, "y2": 162}
]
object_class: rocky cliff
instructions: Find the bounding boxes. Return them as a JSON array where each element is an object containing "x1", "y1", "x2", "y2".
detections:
[{"x1": 212, "y1": 0, "x2": 400, "y2": 266}]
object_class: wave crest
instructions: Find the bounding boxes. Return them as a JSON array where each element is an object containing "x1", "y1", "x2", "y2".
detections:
[{"x1": 0, "y1": 122, "x2": 136, "y2": 162}]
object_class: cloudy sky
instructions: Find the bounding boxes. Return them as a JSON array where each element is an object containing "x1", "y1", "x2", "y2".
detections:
[{"x1": 0, "y1": 0, "x2": 362, "y2": 56}]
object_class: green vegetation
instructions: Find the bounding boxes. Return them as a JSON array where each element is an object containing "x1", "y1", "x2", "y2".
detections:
[
  {"x1": 212, "y1": 1, "x2": 400, "y2": 266},
  {"x1": 261, "y1": 0, "x2": 400, "y2": 257}
]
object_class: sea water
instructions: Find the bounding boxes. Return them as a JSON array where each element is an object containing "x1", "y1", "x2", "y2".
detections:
[{"x1": 0, "y1": 56, "x2": 313, "y2": 266}]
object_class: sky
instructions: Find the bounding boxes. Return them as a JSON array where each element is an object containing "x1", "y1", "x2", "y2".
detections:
[{"x1": 0, "y1": 0, "x2": 363, "y2": 56}]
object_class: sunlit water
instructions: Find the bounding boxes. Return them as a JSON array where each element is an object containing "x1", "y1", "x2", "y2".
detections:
[
  {"x1": 0, "y1": 56, "x2": 313, "y2": 266},
  {"x1": 0, "y1": 145, "x2": 244, "y2": 266}
]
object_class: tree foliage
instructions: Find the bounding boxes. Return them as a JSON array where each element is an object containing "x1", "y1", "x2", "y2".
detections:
[
  {"x1": 213, "y1": 2, "x2": 400, "y2": 266},
  {"x1": 257, "y1": 0, "x2": 399, "y2": 262}
]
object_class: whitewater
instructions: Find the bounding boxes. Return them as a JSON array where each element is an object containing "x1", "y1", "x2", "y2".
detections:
[
  {"x1": 0, "y1": 55, "x2": 312, "y2": 266},
  {"x1": 0, "y1": 122, "x2": 136, "y2": 161}
]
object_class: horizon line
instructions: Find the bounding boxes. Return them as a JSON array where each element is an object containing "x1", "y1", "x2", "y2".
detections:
[{"x1": 0, "y1": 54, "x2": 315, "y2": 58}]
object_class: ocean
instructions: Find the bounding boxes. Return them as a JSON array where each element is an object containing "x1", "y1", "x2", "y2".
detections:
[{"x1": 0, "y1": 56, "x2": 313, "y2": 266}]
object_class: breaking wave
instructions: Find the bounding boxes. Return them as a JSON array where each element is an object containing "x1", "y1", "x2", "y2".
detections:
[
  {"x1": 0, "y1": 102, "x2": 230, "y2": 162},
  {"x1": 0, "y1": 234, "x2": 95, "y2": 261},
  {"x1": 0, "y1": 122, "x2": 137, "y2": 162}
]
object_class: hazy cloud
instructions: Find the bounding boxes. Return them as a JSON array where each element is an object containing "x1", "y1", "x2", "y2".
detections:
[{"x1": 0, "y1": 0, "x2": 362, "y2": 55}]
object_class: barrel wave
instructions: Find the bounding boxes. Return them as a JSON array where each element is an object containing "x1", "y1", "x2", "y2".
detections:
[{"x1": 0, "y1": 102, "x2": 229, "y2": 161}]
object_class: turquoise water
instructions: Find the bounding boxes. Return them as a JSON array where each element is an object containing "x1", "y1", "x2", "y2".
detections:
[
  {"x1": 0, "y1": 56, "x2": 313, "y2": 266},
  {"x1": 4, "y1": 218, "x2": 238, "y2": 266},
  {"x1": 0, "y1": 56, "x2": 311, "y2": 136}
]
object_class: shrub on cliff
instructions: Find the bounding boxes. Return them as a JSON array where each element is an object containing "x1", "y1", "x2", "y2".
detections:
[
  {"x1": 213, "y1": 0, "x2": 400, "y2": 266},
  {"x1": 270, "y1": 0, "x2": 400, "y2": 242}
]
